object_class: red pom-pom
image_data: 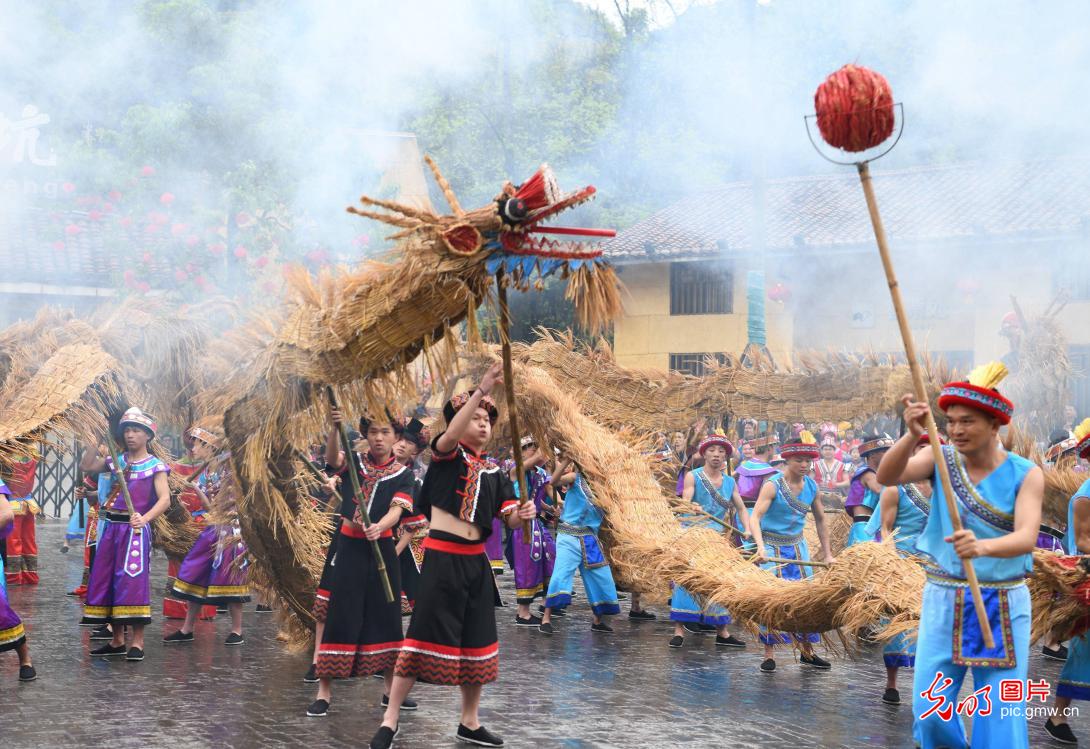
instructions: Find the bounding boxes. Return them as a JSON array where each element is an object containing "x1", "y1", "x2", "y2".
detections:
[{"x1": 814, "y1": 64, "x2": 895, "y2": 152}]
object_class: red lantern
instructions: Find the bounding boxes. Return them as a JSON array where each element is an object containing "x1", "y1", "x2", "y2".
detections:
[
  {"x1": 814, "y1": 65, "x2": 895, "y2": 152},
  {"x1": 185, "y1": 235, "x2": 199, "y2": 247},
  {"x1": 174, "y1": 269, "x2": 189, "y2": 282},
  {"x1": 61, "y1": 182, "x2": 76, "y2": 193},
  {"x1": 254, "y1": 256, "x2": 269, "y2": 269},
  {"x1": 767, "y1": 282, "x2": 791, "y2": 303},
  {"x1": 136, "y1": 281, "x2": 151, "y2": 293},
  {"x1": 141, "y1": 165, "x2": 155, "y2": 177},
  {"x1": 233, "y1": 245, "x2": 248, "y2": 259},
  {"x1": 208, "y1": 242, "x2": 226, "y2": 256},
  {"x1": 88, "y1": 210, "x2": 104, "y2": 221},
  {"x1": 119, "y1": 216, "x2": 133, "y2": 228},
  {"x1": 65, "y1": 224, "x2": 82, "y2": 236},
  {"x1": 160, "y1": 192, "x2": 175, "y2": 205},
  {"x1": 235, "y1": 212, "x2": 254, "y2": 228},
  {"x1": 123, "y1": 270, "x2": 136, "y2": 285},
  {"x1": 52, "y1": 240, "x2": 65, "y2": 251},
  {"x1": 141, "y1": 252, "x2": 153, "y2": 264},
  {"x1": 108, "y1": 190, "x2": 122, "y2": 202},
  {"x1": 170, "y1": 223, "x2": 188, "y2": 237}
]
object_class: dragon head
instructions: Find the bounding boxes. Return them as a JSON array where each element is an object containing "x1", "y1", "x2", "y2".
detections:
[{"x1": 347, "y1": 156, "x2": 621, "y2": 331}]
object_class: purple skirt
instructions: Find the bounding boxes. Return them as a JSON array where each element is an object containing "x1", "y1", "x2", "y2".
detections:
[
  {"x1": 172, "y1": 524, "x2": 251, "y2": 604},
  {"x1": 0, "y1": 555, "x2": 25, "y2": 652},
  {"x1": 507, "y1": 518, "x2": 555, "y2": 605},
  {"x1": 83, "y1": 515, "x2": 153, "y2": 625},
  {"x1": 486, "y1": 518, "x2": 505, "y2": 570}
]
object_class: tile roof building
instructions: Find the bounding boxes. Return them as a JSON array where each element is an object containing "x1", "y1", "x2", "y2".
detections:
[{"x1": 600, "y1": 159, "x2": 1090, "y2": 414}]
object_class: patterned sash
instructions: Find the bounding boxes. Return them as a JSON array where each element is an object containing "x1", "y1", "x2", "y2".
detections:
[
  {"x1": 774, "y1": 475, "x2": 811, "y2": 517},
  {"x1": 943, "y1": 447, "x2": 1014, "y2": 533},
  {"x1": 697, "y1": 470, "x2": 732, "y2": 513},
  {"x1": 903, "y1": 483, "x2": 931, "y2": 517}
]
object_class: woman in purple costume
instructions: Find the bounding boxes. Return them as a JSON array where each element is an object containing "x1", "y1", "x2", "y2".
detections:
[
  {"x1": 508, "y1": 437, "x2": 556, "y2": 626},
  {"x1": 79, "y1": 407, "x2": 172, "y2": 661},
  {"x1": 0, "y1": 478, "x2": 35, "y2": 681},
  {"x1": 165, "y1": 423, "x2": 251, "y2": 646}
]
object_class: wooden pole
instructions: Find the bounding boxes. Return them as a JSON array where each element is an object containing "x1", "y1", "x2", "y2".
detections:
[
  {"x1": 763, "y1": 556, "x2": 831, "y2": 569},
  {"x1": 104, "y1": 430, "x2": 140, "y2": 534},
  {"x1": 857, "y1": 161, "x2": 994, "y2": 648},
  {"x1": 326, "y1": 386, "x2": 395, "y2": 603},
  {"x1": 495, "y1": 272, "x2": 533, "y2": 544}
]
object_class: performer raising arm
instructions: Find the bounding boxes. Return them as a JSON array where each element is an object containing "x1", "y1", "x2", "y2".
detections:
[
  {"x1": 876, "y1": 363, "x2": 1042, "y2": 749},
  {"x1": 370, "y1": 362, "x2": 536, "y2": 749}
]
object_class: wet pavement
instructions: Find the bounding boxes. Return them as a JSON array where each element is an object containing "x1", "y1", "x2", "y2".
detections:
[{"x1": 2, "y1": 521, "x2": 1083, "y2": 748}]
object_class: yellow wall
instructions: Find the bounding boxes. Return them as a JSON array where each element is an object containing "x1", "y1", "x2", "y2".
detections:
[{"x1": 614, "y1": 262, "x2": 793, "y2": 369}]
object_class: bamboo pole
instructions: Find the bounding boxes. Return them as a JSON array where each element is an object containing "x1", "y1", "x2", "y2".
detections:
[
  {"x1": 495, "y1": 271, "x2": 533, "y2": 544},
  {"x1": 326, "y1": 386, "x2": 395, "y2": 603},
  {"x1": 104, "y1": 430, "x2": 140, "y2": 533},
  {"x1": 763, "y1": 556, "x2": 830, "y2": 569},
  {"x1": 857, "y1": 161, "x2": 994, "y2": 648}
]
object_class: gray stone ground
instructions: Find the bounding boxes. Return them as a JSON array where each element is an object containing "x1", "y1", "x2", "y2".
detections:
[{"x1": 1, "y1": 521, "x2": 1083, "y2": 748}]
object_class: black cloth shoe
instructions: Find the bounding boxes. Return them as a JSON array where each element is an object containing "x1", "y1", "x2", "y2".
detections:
[
  {"x1": 381, "y1": 694, "x2": 418, "y2": 711},
  {"x1": 882, "y1": 688, "x2": 900, "y2": 705},
  {"x1": 125, "y1": 647, "x2": 144, "y2": 661},
  {"x1": 90, "y1": 625, "x2": 114, "y2": 641},
  {"x1": 457, "y1": 723, "x2": 504, "y2": 747},
  {"x1": 515, "y1": 615, "x2": 542, "y2": 627},
  {"x1": 163, "y1": 630, "x2": 194, "y2": 644},
  {"x1": 18, "y1": 665, "x2": 37, "y2": 682},
  {"x1": 698, "y1": 623, "x2": 717, "y2": 633},
  {"x1": 60, "y1": 545, "x2": 70, "y2": 554},
  {"x1": 800, "y1": 652, "x2": 831, "y2": 669},
  {"x1": 538, "y1": 622, "x2": 554, "y2": 635},
  {"x1": 225, "y1": 632, "x2": 244, "y2": 646},
  {"x1": 716, "y1": 635, "x2": 746, "y2": 648},
  {"x1": 760, "y1": 658, "x2": 776, "y2": 672},
  {"x1": 628, "y1": 609, "x2": 656, "y2": 620},
  {"x1": 538, "y1": 605, "x2": 564, "y2": 617},
  {"x1": 369, "y1": 725, "x2": 399, "y2": 749},
  {"x1": 668, "y1": 635, "x2": 684, "y2": 648},
  {"x1": 1045, "y1": 718, "x2": 1078, "y2": 745},
  {"x1": 256, "y1": 604, "x2": 273, "y2": 613},
  {"x1": 90, "y1": 643, "x2": 127, "y2": 657},
  {"x1": 303, "y1": 664, "x2": 318, "y2": 683},
  {"x1": 1043, "y1": 644, "x2": 1070, "y2": 661},
  {"x1": 682, "y1": 622, "x2": 703, "y2": 635},
  {"x1": 591, "y1": 622, "x2": 613, "y2": 634},
  {"x1": 306, "y1": 699, "x2": 330, "y2": 717}
]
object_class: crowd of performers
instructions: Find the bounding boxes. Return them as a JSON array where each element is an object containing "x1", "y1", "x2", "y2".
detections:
[{"x1": 4, "y1": 358, "x2": 1090, "y2": 748}]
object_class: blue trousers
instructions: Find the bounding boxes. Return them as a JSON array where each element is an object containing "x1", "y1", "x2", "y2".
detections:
[
  {"x1": 670, "y1": 584, "x2": 730, "y2": 626},
  {"x1": 883, "y1": 628, "x2": 916, "y2": 668},
  {"x1": 758, "y1": 540, "x2": 818, "y2": 645},
  {"x1": 544, "y1": 533, "x2": 620, "y2": 617},
  {"x1": 1059, "y1": 633, "x2": 1090, "y2": 701},
  {"x1": 912, "y1": 580, "x2": 1030, "y2": 749}
]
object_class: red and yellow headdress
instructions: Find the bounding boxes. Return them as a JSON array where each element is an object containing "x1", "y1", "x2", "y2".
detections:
[
  {"x1": 1076, "y1": 418, "x2": 1090, "y2": 460},
  {"x1": 780, "y1": 432, "x2": 819, "y2": 460},
  {"x1": 697, "y1": 433, "x2": 734, "y2": 458},
  {"x1": 937, "y1": 361, "x2": 1014, "y2": 425}
]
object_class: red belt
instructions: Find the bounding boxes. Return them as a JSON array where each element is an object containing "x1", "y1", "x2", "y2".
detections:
[
  {"x1": 423, "y1": 536, "x2": 485, "y2": 556},
  {"x1": 340, "y1": 521, "x2": 392, "y2": 539}
]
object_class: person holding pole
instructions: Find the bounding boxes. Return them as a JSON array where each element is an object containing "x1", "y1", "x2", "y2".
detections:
[
  {"x1": 79, "y1": 407, "x2": 171, "y2": 661},
  {"x1": 876, "y1": 363, "x2": 1043, "y2": 749},
  {"x1": 306, "y1": 406, "x2": 416, "y2": 717},
  {"x1": 370, "y1": 363, "x2": 537, "y2": 749},
  {"x1": 750, "y1": 436, "x2": 834, "y2": 673}
]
